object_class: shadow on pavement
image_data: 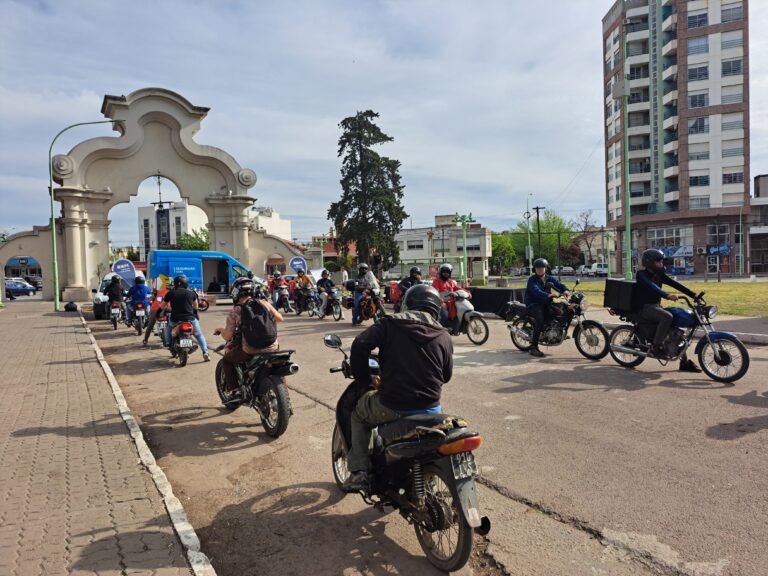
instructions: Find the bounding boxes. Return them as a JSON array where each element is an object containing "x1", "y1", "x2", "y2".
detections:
[
  {"x1": 705, "y1": 390, "x2": 768, "y2": 440},
  {"x1": 13, "y1": 415, "x2": 128, "y2": 439}
]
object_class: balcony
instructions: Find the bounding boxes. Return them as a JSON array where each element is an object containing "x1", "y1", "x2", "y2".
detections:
[
  {"x1": 664, "y1": 190, "x2": 680, "y2": 203},
  {"x1": 630, "y1": 194, "x2": 654, "y2": 206},
  {"x1": 663, "y1": 115, "x2": 678, "y2": 130},
  {"x1": 664, "y1": 165, "x2": 679, "y2": 178},
  {"x1": 629, "y1": 172, "x2": 652, "y2": 183},
  {"x1": 628, "y1": 147, "x2": 651, "y2": 159},
  {"x1": 662, "y1": 13, "x2": 677, "y2": 32},
  {"x1": 662, "y1": 89, "x2": 678, "y2": 105},
  {"x1": 662, "y1": 64, "x2": 678, "y2": 81},
  {"x1": 628, "y1": 124, "x2": 651, "y2": 136},
  {"x1": 662, "y1": 39, "x2": 677, "y2": 57},
  {"x1": 626, "y1": 23, "x2": 650, "y2": 43},
  {"x1": 663, "y1": 139, "x2": 678, "y2": 154},
  {"x1": 628, "y1": 100, "x2": 650, "y2": 113}
]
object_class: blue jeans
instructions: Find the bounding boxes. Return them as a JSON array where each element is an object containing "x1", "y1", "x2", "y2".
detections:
[
  {"x1": 352, "y1": 293, "x2": 364, "y2": 324},
  {"x1": 166, "y1": 318, "x2": 208, "y2": 354},
  {"x1": 125, "y1": 301, "x2": 148, "y2": 323}
]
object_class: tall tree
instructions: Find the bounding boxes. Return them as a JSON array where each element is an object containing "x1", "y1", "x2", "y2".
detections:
[
  {"x1": 507, "y1": 210, "x2": 576, "y2": 266},
  {"x1": 491, "y1": 233, "x2": 517, "y2": 274},
  {"x1": 176, "y1": 228, "x2": 210, "y2": 251},
  {"x1": 571, "y1": 209, "x2": 599, "y2": 264},
  {"x1": 328, "y1": 110, "x2": 408, "y2": 272}
]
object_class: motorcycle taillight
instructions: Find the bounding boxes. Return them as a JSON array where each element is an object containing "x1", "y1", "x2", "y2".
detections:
[{"x1": 180, "y1": 322, "x2": 193, "y2": 331}]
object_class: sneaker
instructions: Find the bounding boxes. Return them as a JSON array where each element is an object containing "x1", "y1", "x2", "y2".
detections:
[
  {"x1": 679, "y1": 359, "x2": 702, "y2": 373},
  {"x1": 342, "y1": 470, "x2": 370, "y2": 492},
  {"x1": 203, "y1": 353, "x2": 211, "y2": 362},
  {"x1": 530, "y1": 347, "x2": 545, "y2": 358},
  {"x1": 142, "y1": 340, "x2": 148, "y2": 346},
  {"x1": 317, "y1": 313, "x2": 325, "y2": 320}
]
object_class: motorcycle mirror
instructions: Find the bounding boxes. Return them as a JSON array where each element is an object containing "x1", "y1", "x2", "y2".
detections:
[
  {"x1": 324, "y1": 334, "x2": 342, "y2": 348},
  {"x1": 574, "y1": 279, "x2": 580, "y2": 287}
]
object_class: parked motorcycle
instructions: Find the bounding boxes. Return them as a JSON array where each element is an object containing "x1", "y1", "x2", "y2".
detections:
[
  {"x1": 608, "y1": 293, "x2": 749, "y2": 383},
  {"x1": 441, "y1": 290, "x2": 489, "y2": 345},
  {"x1": 131, "y1": 301, "x2": 147, "y2": 335},
  {"x1": 214, "y1": 344, "x2": 297, "y2": 437},
  {"x1": 319, "y1": 287, "x2": 343, "y2": 321},
  {"x1": 170, "y1": 321, "x2": 197, "y2": 367},
  {"x1": 324, "y1": 333, "x2": 490, "y2": 573},
  {"x1": 504, "y1": 280, "x2": 609, "y2": 360}
]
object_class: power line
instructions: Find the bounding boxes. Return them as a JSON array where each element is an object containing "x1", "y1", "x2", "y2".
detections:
[{"x1": 551, "y1": 137, "x2": 604, "y2": 205}]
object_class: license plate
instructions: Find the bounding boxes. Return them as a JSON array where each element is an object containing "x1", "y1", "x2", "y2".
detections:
[
  {"x1": 135, "y1": 310, "x2": 145, "y2": 316},
  {"x1": 158, "y1": 322, "x2": 167, "y2": 330},
  {"x1": 451, "y1": 451, "x2": 478, "y2": 480},
  {"x1": 179, "y1": 338, "x2": 194, "y2": 347},
  {"x1": 111, "y1": 309, "x2": 120, "y2": 315}
]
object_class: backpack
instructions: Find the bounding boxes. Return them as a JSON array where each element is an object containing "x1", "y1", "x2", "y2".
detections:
[{"x1": 239, "y1": 299, "x2": 277, "y2": 349}]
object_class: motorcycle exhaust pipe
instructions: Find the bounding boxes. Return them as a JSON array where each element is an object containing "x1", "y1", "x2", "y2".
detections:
[
  {"x1": 287, "y1": 363, "x2": 299, "y2": 375},
  {"x1": 507, "y1": 325, "x2": 530, "y2": 338},
  {"x1": 609, "y1": 344, "x2": 648, "y2": 358}
]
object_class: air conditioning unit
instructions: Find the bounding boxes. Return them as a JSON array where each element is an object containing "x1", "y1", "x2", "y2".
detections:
[{"x1": 696, "y1": 246, "x2": 707, "y2": 255}]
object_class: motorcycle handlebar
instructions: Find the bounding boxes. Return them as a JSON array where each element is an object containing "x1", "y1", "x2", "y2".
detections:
[{"x1": 330, "y1": 367, "x2": 344, "y2": 373}]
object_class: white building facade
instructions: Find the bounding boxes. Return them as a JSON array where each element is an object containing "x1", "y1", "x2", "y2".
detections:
[
  {"x1": 249, "y1": 206, "x2": 292, "y2": 241},
  {"x1": 138, "y1": 200, "x2": 208, "y2": 260}
]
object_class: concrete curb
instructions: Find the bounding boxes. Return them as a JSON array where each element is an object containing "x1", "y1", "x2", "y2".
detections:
[{"x1": 78, "y1": 312, "x2": 217, "y2": 576}]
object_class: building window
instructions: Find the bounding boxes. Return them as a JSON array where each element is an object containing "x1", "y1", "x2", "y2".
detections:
[
  {"x1": 723, "y1": 172, "x2": 744, "y2": 185},
  {"x1": 721, "y1": 31, "x2": 743, "y2": 50},
  {"x1": 707, "y1": 224, "x2": 729, "y2": 244},
  {"x1": 174, "y1": 216, "x2": 182, "y2": 241},
  {"x1": 690, "y1": 175, "x2": 710, "y2": 187},
  {"x1": 647, "y1": 225, "x2": 694, "y2": 248},
  {"x1": 687, "y1": 36, "x2": 709, "y2": 55},
  {"x1": 688, "y1": 117, "x2": 709, "y2": 135},
  {"x1": 689, "y1": 143, "x2": 710, "y2": 161},
  {"x1": 721, "y1": 84, "x2": 743, "y2": 105},
  {"x1": 687, "y1": 12, "x2": 708, "y2": 29},
  {"x1": 142, "y1": 218, "x2": 150, "y2": 248},
  {"x1": 722, "y1": 59, "x2": 743, "y2": 77},
  {"x1": 722, "y1": 139, "x2": 744, "y2": 158},
  {"x1": 722, "y1": 4, "x2": 743, "y2": 23},
  {"x1": 722, "y1": 113, "x2": 744, "y2": 131},
  {"x1": 690, "y1": 197, "x2": 711, "y2": 210},
  {"x1": 688, "y1": 66, "x2": 709, "y2": 82},
  {"x1": 406, "y1": 240, "x2": 424, "y2": 250},
  {"x1": 688, "y1": 92, "x2": 708, "y2": 108}
]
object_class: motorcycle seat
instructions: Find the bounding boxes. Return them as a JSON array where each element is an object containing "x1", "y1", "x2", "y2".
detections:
[
  {"x1": 244, "y1": 349, "x2": 295, "y2": 368},
  {"x1": 378, "y1": 413, "x2": 467, "y2": 445}
]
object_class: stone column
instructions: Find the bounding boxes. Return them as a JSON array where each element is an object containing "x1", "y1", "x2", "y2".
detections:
[
  {"x1": 55, "y1": 187, "x2": 98, "y2": 302},
  {"x1": 207, "y1": 195, "x2": 255, "y2": 264}
]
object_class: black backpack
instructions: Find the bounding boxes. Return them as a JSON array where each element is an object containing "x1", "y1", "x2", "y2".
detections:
[{"x1": 239, "y1": 299, "x2": 277, "y2": 349}]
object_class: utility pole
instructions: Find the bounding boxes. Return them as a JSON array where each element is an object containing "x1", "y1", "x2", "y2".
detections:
[
  {"x1": 525, "y1": 194, "x2": 533, "y2": 274},
  {"x1": 532, "y1": 205, "x2": 545, "y2": 257},
  {"x1": 453, "y1": 212, "x2": 475, "y2": 283}
]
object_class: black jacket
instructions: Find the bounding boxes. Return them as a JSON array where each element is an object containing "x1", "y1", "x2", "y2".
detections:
[
  {"x1": 350, "y1": 311, "x2": 453, "y2": 411},
  {"x1": 634, "y1": 268, "x2": 696, "y2": 308},
  {"x1": 105, "y1": 283, "x2": 124, "y2": 303}
]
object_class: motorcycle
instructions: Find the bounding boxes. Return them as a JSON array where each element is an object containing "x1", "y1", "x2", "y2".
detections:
[
  {"x1": 324, "y1": 333, "x2": 490, "y2": 572},
  {"x1": 319, "y1": 287, "x2": 343, "y2": 321},
  {"x1": 170, "y1": 321, "x2": 197, "y2": 367},
  {"x1": 504, "y1": 280, "x2": 609, "y2": 360},
  {"x1": 295, "y1": 287, "x2": 318, "y2": 316},
  {"x1": 131, "y1": 301, "x2": 147, "y2": 335},
  {"x1": 109, "y1": 301, "x2": 123, "y2": 330},
  {"x1": 608, "y1": 293, "x2": 750, "y2": 383},
  {"x1": 214, "y1": 344, "x2": 297, "y2": 438},
  {"x1": 275, "y1": 285, "x2": 292, "y2": 313},
  {"x1": 353, "y1": 288, "x2": 386, "y2": 324},
  {"x1": 441, "y1": 290, "x2": 489, "y2": 346},
  {"x1": 154, "y1": 310, "x2": 169, "y2": 343}
]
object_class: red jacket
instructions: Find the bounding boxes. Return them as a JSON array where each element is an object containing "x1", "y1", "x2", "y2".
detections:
[{"x1": 150, "y1": 288, "x2": 169, "y2": 312}]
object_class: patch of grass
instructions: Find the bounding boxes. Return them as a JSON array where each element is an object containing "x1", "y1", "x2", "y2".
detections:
[{"x1": 499, "y1": 280, "x2": 767, "y2": 317}]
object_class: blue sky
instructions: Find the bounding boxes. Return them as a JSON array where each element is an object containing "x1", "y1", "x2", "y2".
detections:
[{"x1": 1, "y1": 0, "x2": 766, "y2": 244}]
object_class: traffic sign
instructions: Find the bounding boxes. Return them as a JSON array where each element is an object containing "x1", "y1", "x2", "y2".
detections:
[{"x1": 289, "y1": 256, "x2": 308, "y2": 273}]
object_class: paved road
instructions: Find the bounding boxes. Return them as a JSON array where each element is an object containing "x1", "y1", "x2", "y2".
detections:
[{"x1": 89, "y1": 305, "x2": 768, "y2": 576}]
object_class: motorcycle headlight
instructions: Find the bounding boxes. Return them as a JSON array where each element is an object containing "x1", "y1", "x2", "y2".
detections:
[
  {"x1": 580, "y1": 299, "x2": 589, "y2": 311},
  {"x1": 707, "y1": 305, "x2": 718, "y2": 319}
]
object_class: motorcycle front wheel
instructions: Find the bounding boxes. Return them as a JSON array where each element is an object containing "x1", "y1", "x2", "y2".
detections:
[
  {"x1": 509, "y1": 317, "x2": 534, "y2": 351},
  {"x1": 573, "y1": 320, "x2": 609, "y2": 360},
  {"x1": 307, "y1": 299, "x2": 316, "y2": 317},
  {"x1": 414, "y1": 464, "x2": 474, "y2": 573},
  {"x1": 215, "y1": 360, "x2": 240, "y2": 412},
  {"x1": 259, "y1": 376, "x2": 291, "y2": 438},
  {"x1": 608, "y1": 325, "x2": 645, "y2": 368},
  {"x1": 332, "y1": 301, "x2": 342, "y2": 321},
  {"x1": 697, "y1": 336, "x2": 750, "y2": 383},
  {"x1": 331, "y1": 424, "x2": 350, "y2": 491},
  {"x1": 198, "y1": 298, "x2": 209, "y2": 312},
  {"x1": 283, "y1": 299, "x2": 291, "y2": 314},
  {"x1": 466, "y1": 316, "x2": 489, "y2": 345}
]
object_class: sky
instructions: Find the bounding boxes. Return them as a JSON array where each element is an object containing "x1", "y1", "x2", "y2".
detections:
[{"x1": 1, "y1": 0, "x2": 766, "y2": 245}]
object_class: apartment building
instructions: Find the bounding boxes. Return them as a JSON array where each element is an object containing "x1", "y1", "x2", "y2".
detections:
[
  {"x1": 137, "y1": 200, "x2": 208, "y2": 260},
  {"x1": 602, "y1": 0, "x2": 749, "y2": 275}
]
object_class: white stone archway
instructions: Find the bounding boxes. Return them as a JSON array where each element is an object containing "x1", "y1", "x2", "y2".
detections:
[{"x1": 51, "y1": 88, "x2": 258, "y2": 301}]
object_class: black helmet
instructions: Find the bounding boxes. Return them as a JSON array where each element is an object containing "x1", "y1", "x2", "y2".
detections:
[
  {"x1": 247, "y1": 270, "x2": 254, "y2": 279},
  {"x1": 135, "y1": 276, "x2": 145, "y2": 284},
  {"x1": 402, "y1": 284, "x2": 442, "y2": 319},
  {"x1": 321, "y1": 269, "x2": 329, "y2": 277},
  {"x1": 110, "y1": 276, "x2": 120, "y2": 284},
  {"x1": 297, "y1": 268, "x2": 305, "y2": 275},
  {"x1": 533, "y1": 258, "x2": 549, "y2": 270},
  {"x1": 439, "y1": 263, "x2": 452, "y2": 278},
  {"x1": 173, "y1": 274, "x2": 189, "y2": 289},
  {"x1": 641, "y1": 248, "x2": 665, "y2": 269},
  {"x1": 232, "y1": 277, "x2": 255, "y2": 301},
  {"x1": 358, "y1": 263, "x2": 369, "y2": 274},
  {"x1": 409, "y1": 266, "x2": 421, "y2": 277}
]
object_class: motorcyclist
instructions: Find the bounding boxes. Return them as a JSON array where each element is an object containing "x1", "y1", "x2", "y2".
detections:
[
  {"x1": 104, "y1": 276, "x2": 125, "y2": 318},
  {"x1": 293, "y1": 269, "x2": 315, "y2": 315},
  {"x1": 125, "y1": 276, "x2": 152, "y2": 325},
  {"x1": 214, "y1": 277, "x2": 284, "y2": 401},
  {"x1": 431, "y1": 263, "x2": 460, "y2": 328},
  {"x1": 162, "y1": 274, "x2": 210, "y2": 362},
  {"x1": 344, "y1": 283, "x2": 453, "y2": 491},
  {"x1": 268, "y1": 272, "x2": 290, "y2": 308},
  {"x1": 635, "y1": 248, "x2": 701, "y2": 372},
  {"x1": 525, "y1": 258, "x2": 569, "y2": 358},
  {"x1": 316, "y1": 269, "x2": 339, "y2": 319},
  {"x1": 351, "y1": 263, "x2": 380, "y2": 326},
  {"x1": 143, "y1": 278, "x2": 172, "y2": 346}
]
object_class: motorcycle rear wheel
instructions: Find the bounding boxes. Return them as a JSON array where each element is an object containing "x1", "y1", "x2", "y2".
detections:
[
  {"x1": 259, "y1": 376, "x2": 291, "y2": 438},
  {"x1": 135, "y1": 317, "x2": 144, "y2": 335},
  {"x1": 198, "y1": 299, "x2": 209, "y2": 312},
  {"x1": 331, "y1": 424, "x2": 350, "y2": 491},
  {"x1": 609, "y1": 326, "x2": 645, "y2": 368},
  {"x1": 573, "y1": 320, "x2": 609, "y2": 360},
  {"x1": 414, "y1": 464, "x2": 474, "y2": 573},
  {"x1": 466, "y1": 316, "x2": 489, "y2": 346},
  {"x1": 332, "y1": 301, "x2": 342, "y2": 321},
  {"x1": 177, "y1": 349, "x2": 188, "y2": 367},
  {"x1": 697, "y1": 336, "x2": 750, "y2": 383},
  {"x1": 112, "y1": 316, "x2": 118, "y2": 330},
  {"x1": 509, "y1": 317, "x2": 534, "y2": 351},
  {"x1": 215, "y1": 360, "x2": 240, "y2": 412}
]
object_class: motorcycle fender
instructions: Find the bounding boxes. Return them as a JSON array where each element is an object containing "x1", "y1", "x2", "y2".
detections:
[
  {"x1": 695, "y1": 331, "x2": 739, "y2": 355},
  {"x1": 433, "y1": 458, "x2": 485, "y2": 529}
]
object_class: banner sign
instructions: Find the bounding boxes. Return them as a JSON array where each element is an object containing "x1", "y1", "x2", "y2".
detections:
[
  {"x1": 112, "y1": 259, "x2": 137, "y2": 287},
  {"x1": 706, "y1": 244, "x2": 731, "y2": 256},
  {"x1": 289, "y1": 256, "x2": 308, "y2": 273}
]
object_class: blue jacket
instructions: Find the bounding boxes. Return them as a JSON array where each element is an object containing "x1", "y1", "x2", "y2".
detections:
[
  {"x1": 127, "y1": 284, "x2": 152, "y2": 306},
  {"x1": 525, "y1": 274, "x2": 567, "y2": 307}
]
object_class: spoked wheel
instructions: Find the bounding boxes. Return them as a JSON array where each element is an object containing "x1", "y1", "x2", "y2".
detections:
[
  {"x1": 466, "y1": 316, "x2": 489, "y2": 346},
  {"x1": 573, "y1": 320, "x2": 609, "y2": 360},
  {"x1": 608, "y1": 325, "x2": 645, "y2": 368},
  {"x1": 414, "y1": 465, "x2": 474, "y2": 573},
  {"x1": 258, "y1": 376, "x2": 292, "y2": 438},
  {"x1": 697, "y1": 336, "x2": 750, "y2": 383},
  {"x1": 509, "y1": 317, "x2": 534, "y2": 351},
  {"x1": 331, "y1": 424, "x2": 350, "y2": 491},
  {"x1": 332, "y1": 301, "x2": 342, "y2": 321},
  {"x1": 215, "y1": 360, "x2": 240, "y2": 412},
  {"x1": 198, "y1": 299, "x2": 209, "y2": 312},
  {"x1": 177, "y1": 349, "x2": 188, "y2": 367}
]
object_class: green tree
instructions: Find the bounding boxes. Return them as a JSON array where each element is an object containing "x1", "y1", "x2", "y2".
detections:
[
  {"x1": 328, "y1": 110, "x2": 408, "y2": 272},
  {"x1": 507, "y1": 210, "x2": 576, "y2": 266},
  {"x1": 491, "y1": 233, "x2": 517, "y2": 274},
  {"x1": 125, "y1": 246, "x2": 140, "y2": 261},
  {"x1": 176, "y1": 228, "x2": 210, "y2": 251}
]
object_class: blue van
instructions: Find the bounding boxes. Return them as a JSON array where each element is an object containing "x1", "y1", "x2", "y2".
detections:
[{"x1": 148, "y1": 250, "x2": 251, "y2": 294}]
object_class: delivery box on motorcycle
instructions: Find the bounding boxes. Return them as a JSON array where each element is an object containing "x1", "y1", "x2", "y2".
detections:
[{"x1": 603, "y1": 279, "x2": 636, "y2": 313}]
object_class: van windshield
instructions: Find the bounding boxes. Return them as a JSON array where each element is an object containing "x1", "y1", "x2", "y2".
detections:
[{"x1": 232, "y1": 265, "x2": 249, "y2": 278}]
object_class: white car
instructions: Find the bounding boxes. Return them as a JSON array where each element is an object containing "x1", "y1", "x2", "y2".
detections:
[
  {"x1": 92, "y1": 271, "x2": 146, "y2": 319},
  {"x1": 587, "y1": 263, "x2": 609, "y2": 277}
]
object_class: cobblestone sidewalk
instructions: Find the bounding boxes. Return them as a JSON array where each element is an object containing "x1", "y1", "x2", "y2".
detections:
[{"x1": 0, "y1": 302, "x2": 192, "y2": 576}]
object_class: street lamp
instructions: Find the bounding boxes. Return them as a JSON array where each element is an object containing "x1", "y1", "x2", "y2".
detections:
[
  {"x1": 48, "y1": 119, "x2": 124, "y2": 311},
  {"x1": 453, "y1": 212, "x2": 475, "y2": 283},
  {"x1": 525, "y1": 193, "x2": 533, "y2": 275}
]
